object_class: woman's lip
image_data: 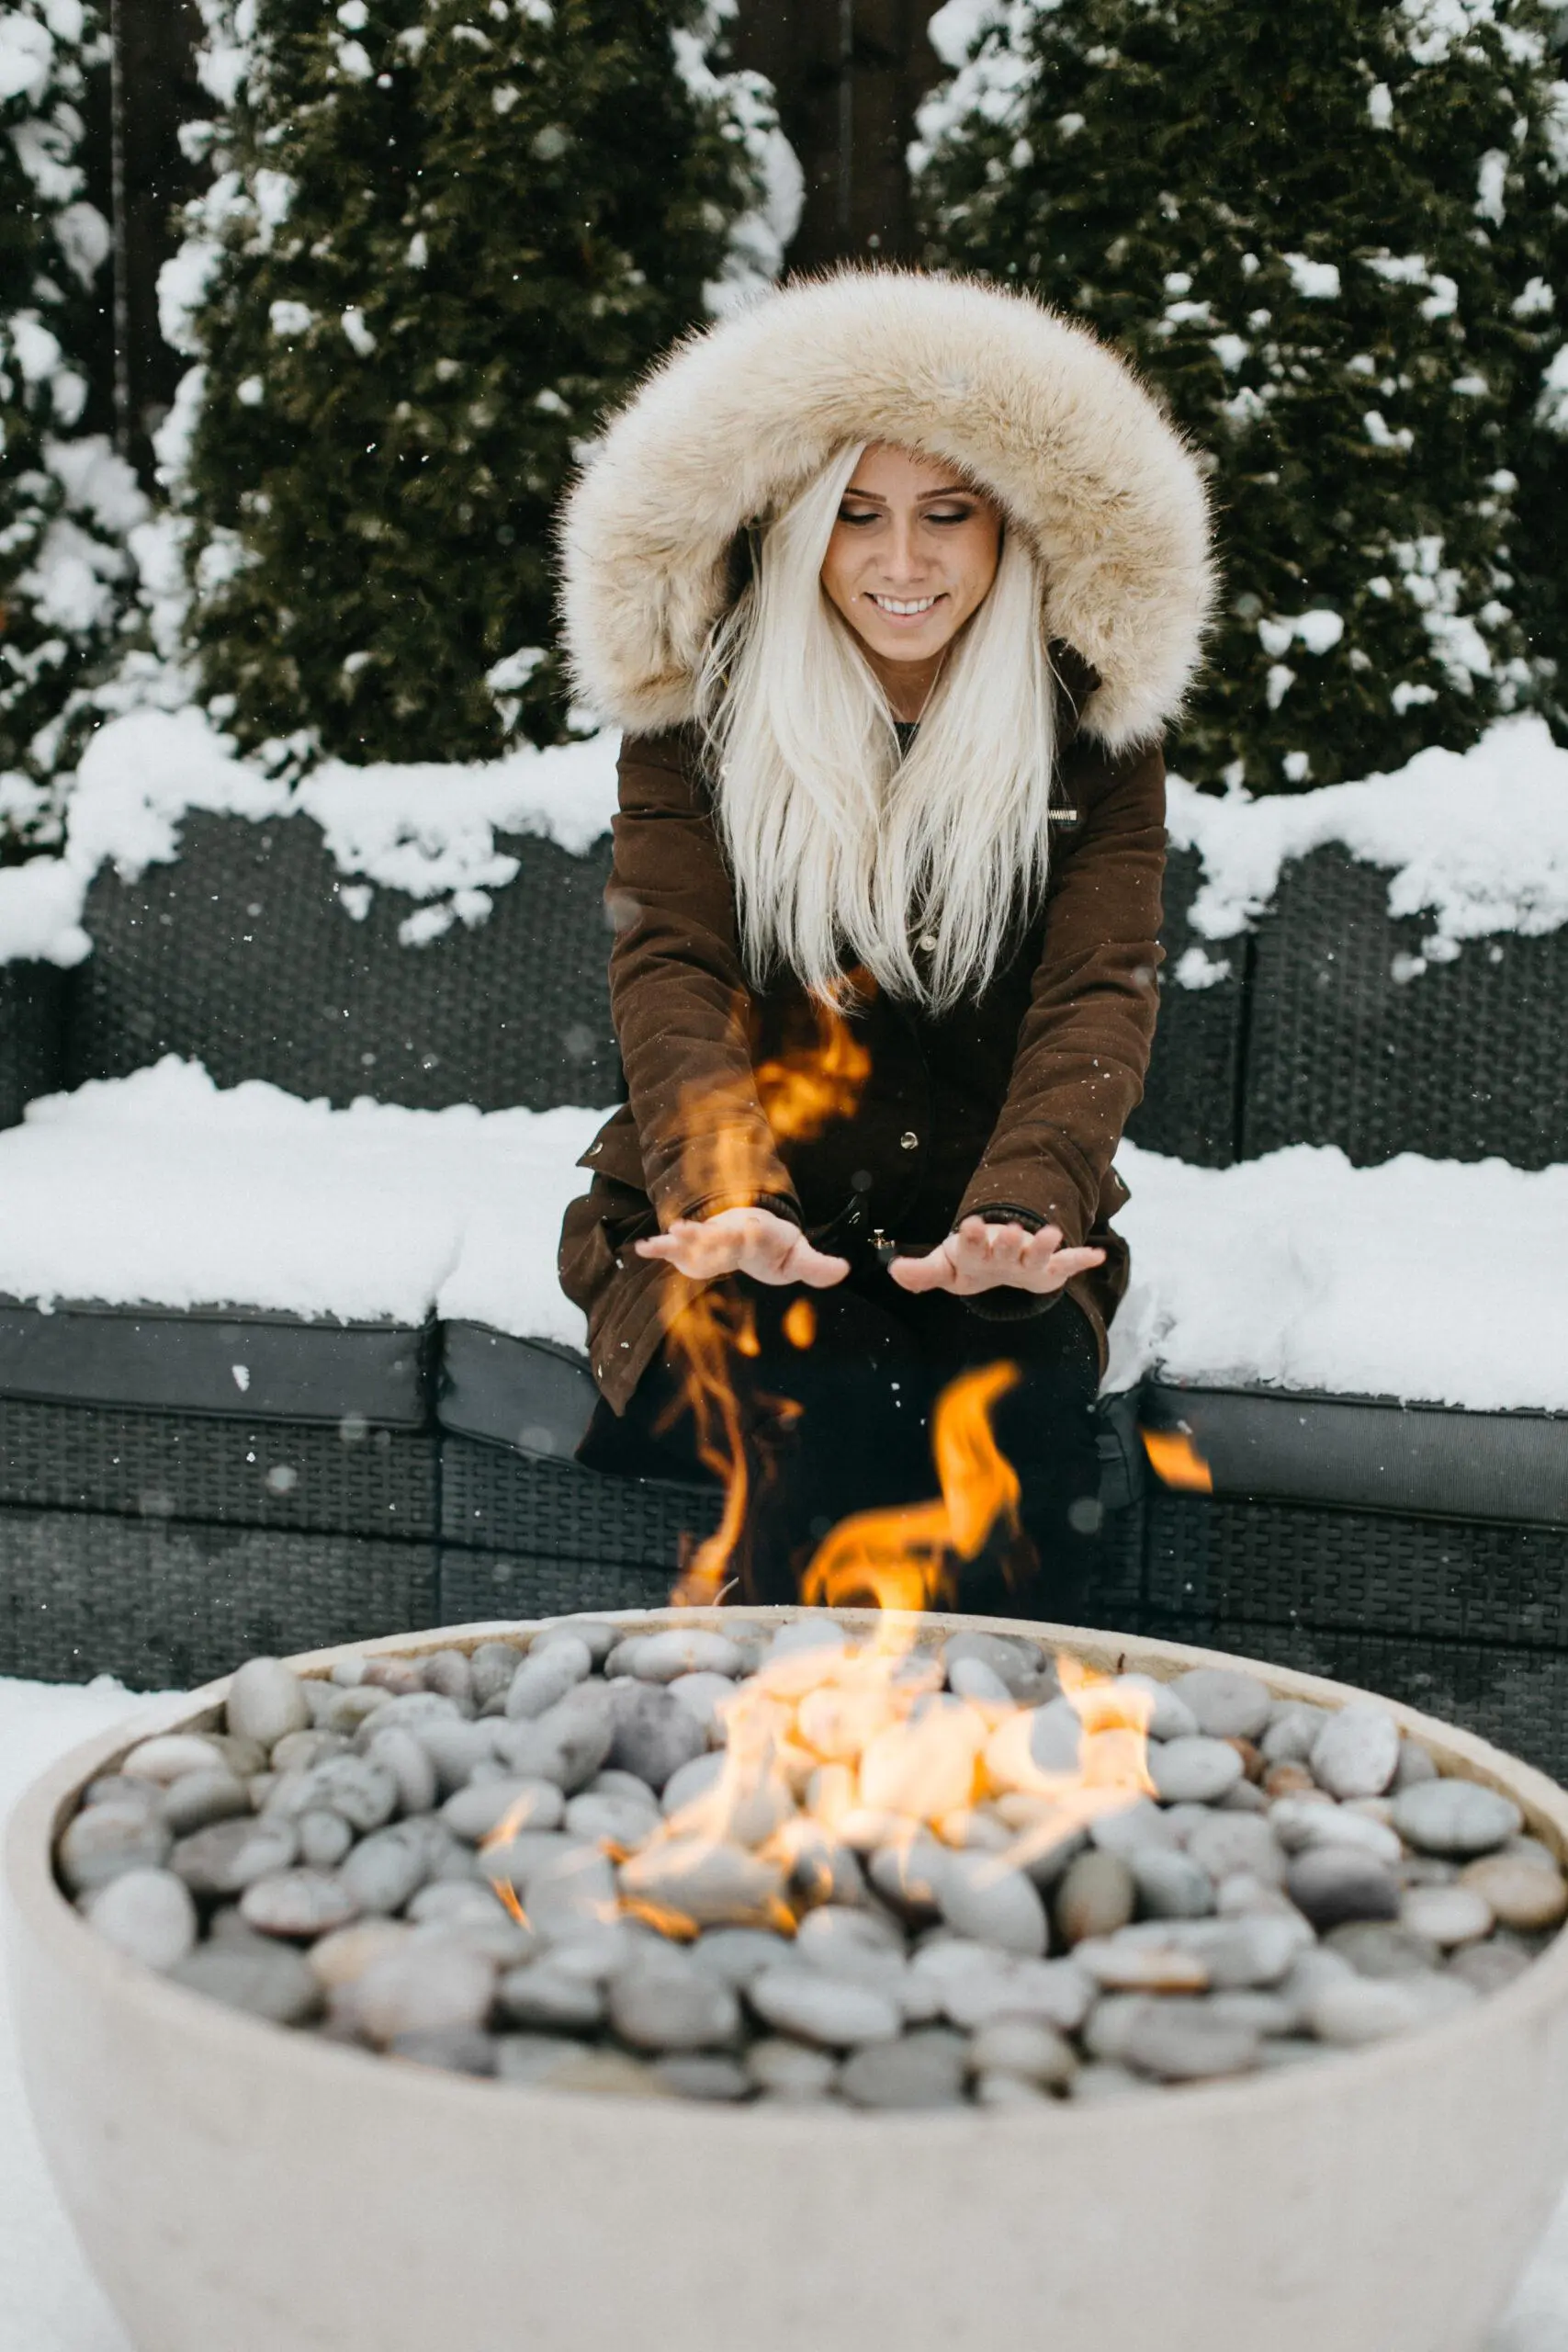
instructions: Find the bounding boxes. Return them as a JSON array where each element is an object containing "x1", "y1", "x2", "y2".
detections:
[{"x1": 865, "y1": 592, "x2": 947, "y2": 619}]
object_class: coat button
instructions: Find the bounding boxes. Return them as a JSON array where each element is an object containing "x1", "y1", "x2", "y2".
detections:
[
  {"x1": 899, "y1": 1130, "x2": 919, "y2": 1150},
  {"x1": 918, "y1": 933, "x2": 937, "y2": 953}
]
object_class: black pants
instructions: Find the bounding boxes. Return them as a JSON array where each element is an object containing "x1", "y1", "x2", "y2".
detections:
[{"x1": 578, "y1": 1264, "x2": 1105, "y2": 1622}]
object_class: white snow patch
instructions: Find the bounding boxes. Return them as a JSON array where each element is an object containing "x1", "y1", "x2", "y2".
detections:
[
  {"x1": 1171, "y1": 945, "x2": 1231, "y2": 990},
  {"x1": 2, "y1": 707, "x2": 621, "y2": 966},
  {"x1": 0, "y1": 859, "x2": 90, "y2": 968},
  {"x1": 1284, "y1": 254, "x2": 1341, "y2": 300},
  {"x1": 0, "y1": 1057, "x2": 601, "y2": 1343},
  {"x1": 1167, "y1": 717, "x2": 1568, "y2": 958},
  {"x1": 0, "y1": 11, "x2": 53, "y2": 103},
  {"x1": 1106, "y1": 1141, "x2": 1568, "y2": 1411}
]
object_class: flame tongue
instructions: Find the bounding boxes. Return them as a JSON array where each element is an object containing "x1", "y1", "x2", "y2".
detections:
[
  {"x1": 475, "y1": 1622, "x2": 1160, "y2": 1948},
  {"x1": 1141, "y1": 1425, "x2": 1213, "y2": 1493},
  {"x1": 802, "y1": 1362, "x2": 1023, "y2": 1613}
]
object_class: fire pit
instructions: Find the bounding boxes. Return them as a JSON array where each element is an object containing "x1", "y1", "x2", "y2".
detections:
[{"x1": 10, "y1": 1610, "x2": 1568, "y2": 2352}]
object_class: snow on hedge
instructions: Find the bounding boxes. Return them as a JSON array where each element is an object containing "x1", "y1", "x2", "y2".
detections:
[
  {"x1": 6, "y1": 702, "x2": 1567, "y2": 974},
  {"x1": 1168, "y1": 714, "x2": 1568, "y2": 978},
  {"x1": 1108, "y1": 1138, "x2": 1568, "y2": 1412},
  {"x1": 0, "y1": 1057, "x2": 599, "y2": 1346},
  {"x1": 3, "y1": 1057, "x2": 1566, "y2": 1412},
  {"x1": 0, "y1": 705, "x2": 621, "y2": 967}
]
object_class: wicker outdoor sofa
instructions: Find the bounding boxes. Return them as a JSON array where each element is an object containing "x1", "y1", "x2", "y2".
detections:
[{"x1": 2, "y1": 791, "x2": 1565, "y2": 1776}]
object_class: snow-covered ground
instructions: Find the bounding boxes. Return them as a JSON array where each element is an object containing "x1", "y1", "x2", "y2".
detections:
[{"x1": 0, "y1": 1667, "x2": 1565, "y2": 2346}]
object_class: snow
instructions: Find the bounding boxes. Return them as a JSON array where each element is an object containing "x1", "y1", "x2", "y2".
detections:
[
  {"x1": 674, "y1": 6, "x2": 803, "y2": 315},
  {"x1": 0, "y1": 1057, "x2": 598, "y2": 1342},
  {"x1": 0, "y1": 1666, "x2": 1564, "y2": 2352},
  {"x1": 1, "y1": 1058, "x2": 1565, "y2": 1412},
  {"x1": 12, "y1": 694, "x2": 1562, "y2": 1019},
  {"x1": 1284, "y1": 254, "x2": 1342, "y2": 300},
  {"x1": 0, "y1": 858, "x2": 90, "y2": 968},
  {"x1": 0, "y1": 705, "x2": 621, "y2": 967},
  {"x1": 0, "y1": 11, "x2": 54, "y2": 104},
  {"x1": 1168, "y1": 716, "x2": 1568, "y2": 965},
  {"x1": 1107, "y1": 1140, "x2": 1568, "y2": 1411},
  {"x1": 0, "y1": 1674, "x2": 167, "y2": 2352}
]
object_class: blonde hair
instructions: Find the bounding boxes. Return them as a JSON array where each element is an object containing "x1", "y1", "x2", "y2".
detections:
[{"x1": 695, "y1": 443, "x2": 1058, "y2": 1013}]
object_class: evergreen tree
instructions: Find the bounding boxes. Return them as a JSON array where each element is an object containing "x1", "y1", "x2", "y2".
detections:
[
  {"x1": 1, "y1": 0, "x2": 141, "y2": 851},
  {"x1": 916, "y1": 0, "x2": 1567, "y2": 791},
  {"x1": 166, "y1": 0, "x2": 793, "y2": 768},
  {"x1": 1507, "y1": 51, "x2": 1568, "y2": 733}
]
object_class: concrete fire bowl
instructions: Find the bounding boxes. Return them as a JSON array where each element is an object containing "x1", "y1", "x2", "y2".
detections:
[{"x1": 9, "y1": 1611, "x2": 1568, "y2": 2352}]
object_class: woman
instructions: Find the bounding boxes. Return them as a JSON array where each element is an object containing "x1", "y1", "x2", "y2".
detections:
[{"x1": 558, "y1": 268, "x2": 1213, "y2": 1617}]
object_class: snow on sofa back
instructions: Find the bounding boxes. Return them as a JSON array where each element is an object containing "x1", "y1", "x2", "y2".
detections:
[
  {"x1": 1168, "y1": 717, "x2": 1568, "y2": 1170},
  {"x1": 1, "y1": 710, "x2": 625, "y2": 1116}
]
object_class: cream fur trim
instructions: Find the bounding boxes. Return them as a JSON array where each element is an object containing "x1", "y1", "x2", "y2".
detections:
[{"x1": 558, "y1": 268, "x2": 1216, "y2": 751}]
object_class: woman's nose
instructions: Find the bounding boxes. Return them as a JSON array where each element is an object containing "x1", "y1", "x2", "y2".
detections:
[{"x1": 882, "y1": 514, "x2": 927, "y2": 582}]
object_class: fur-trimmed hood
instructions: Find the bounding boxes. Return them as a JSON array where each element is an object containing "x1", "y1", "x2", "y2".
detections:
[{"x1": 558, "y1": 269, "x2": 1215, "y2": 752}]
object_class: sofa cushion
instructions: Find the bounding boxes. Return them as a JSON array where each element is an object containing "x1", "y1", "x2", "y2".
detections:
[
  {"x1": 437, "y1": 1320, "x2": 600, "y2": 1458},
  {"x1": 1142, "y1": 1383, "x2": 1568, "y2": 1529},
  {"x1": 0, "y1": 1059, "x2": 598, "y2": 1420},
  {"x1": 0, "y1": 1298, "x2": 431, "y2": 1424}
]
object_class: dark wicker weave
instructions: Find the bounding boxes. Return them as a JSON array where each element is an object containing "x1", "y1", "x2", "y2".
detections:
[
  {"x1": 441, "y1": 1433, "x2": 721, "y2": 1566},
  {"x1": 1142, "y1": 1488, "x2": 1568, "y2": 1777},
  {"x1": 438, "y1": 1546, "x2": 677, "y2": 1627},
  {"x1": 1145, "y1": 1490, "x2": 1568, "y2": 1651},
  {"x1": 1243, "y1": 846, "x2": 1568, "y2": 1167},
  {"x1": 67, "y1": 812, "x2": 622, "y2": 1112},
  {"x1": 0, "y1": 1397, "x2": 437, "y2": 1537},
  {"x1": 1123, "y1": 844, "x2": 1247, "y2": 1167},
  {"x1": 0, "y1": 1504, "x2": 440, "y2": 1689},
  {"x1": 0, "y1": 961, "x2": 69, "y2": 1130},
  {"x1": 1139, "y1": 1612, "x2": 1568, "y2": 1789}
]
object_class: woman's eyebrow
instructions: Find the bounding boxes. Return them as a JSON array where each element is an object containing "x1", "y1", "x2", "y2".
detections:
[{"x1": 841, "y1": 483, "x2": 976, "y2": 503}]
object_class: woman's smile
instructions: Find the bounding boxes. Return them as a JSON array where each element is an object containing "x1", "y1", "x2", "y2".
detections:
[{"x1": 865, "y1": 591, "x2": 944, "y2": 618}]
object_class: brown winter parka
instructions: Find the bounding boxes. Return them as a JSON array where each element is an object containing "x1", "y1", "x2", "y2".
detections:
[{"x1": 558, "y1": 660, "x2": 1166, "y2": 1414}]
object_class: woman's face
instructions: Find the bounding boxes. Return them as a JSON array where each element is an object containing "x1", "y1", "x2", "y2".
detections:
[{"x1": 819, "y1": 443, "x2": 1003, "y2": 673}]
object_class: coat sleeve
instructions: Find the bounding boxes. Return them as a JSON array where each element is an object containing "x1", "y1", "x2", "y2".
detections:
[
  {"x1": 606, "y1": 730, "x2": 801, "y2": 1228},
  {"x1": 955, "y1": 736, "x2": 1166, "y2": 1245}
]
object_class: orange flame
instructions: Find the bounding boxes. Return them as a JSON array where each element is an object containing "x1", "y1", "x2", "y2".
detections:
[
  {"x1": 666, "y1": 1286, "x2": 764, "y2": 1606},
  {"x1": 662, "y1": 995, "x2": 872, "y2": 1607},
  {"x1": 478, "y1": 1784, "x2": 545, "y2": 1926},
  {"x1": 754, "y1": 995, "x2": 873, "y2": 1144},
  {"x1": 801, "y1": 1363, "x2": 1021, "y2": 1613},
  {"x1": 599, "y1": 1618, "x2": 1159, "y2": 1945},
  {"x1": 782, "y1": 1296, "x2": 816, "y2": 1351},
  {"x1": 1141, "y1": 1424, "x2": 1214, "y2": 1493}
]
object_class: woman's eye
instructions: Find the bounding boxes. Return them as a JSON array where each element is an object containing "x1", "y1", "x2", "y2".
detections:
[
  {"x1": 925, "y1": 507, "x2": 975, "y2": 525},
  {"x1": 838, "y1": 508, "x2": 879, "y2": 526}
]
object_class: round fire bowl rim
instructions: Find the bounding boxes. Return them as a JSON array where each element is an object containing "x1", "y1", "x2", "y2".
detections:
[{"x1": 12, "y1": 1604, "x2": 1568, "y2": 2143}]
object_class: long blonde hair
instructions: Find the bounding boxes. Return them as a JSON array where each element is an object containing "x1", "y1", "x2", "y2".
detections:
[{"x1": 695, "y1": 443, "x2": 1058, "y2": 1013}]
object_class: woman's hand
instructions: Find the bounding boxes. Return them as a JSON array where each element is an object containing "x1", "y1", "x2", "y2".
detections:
[
  {"x1": 636, "y1": 1205, "x2": 850, "y2": 1287},
  {"x1": 886, "y1": 1216, "x2": 1105, "y2": 1297}
]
